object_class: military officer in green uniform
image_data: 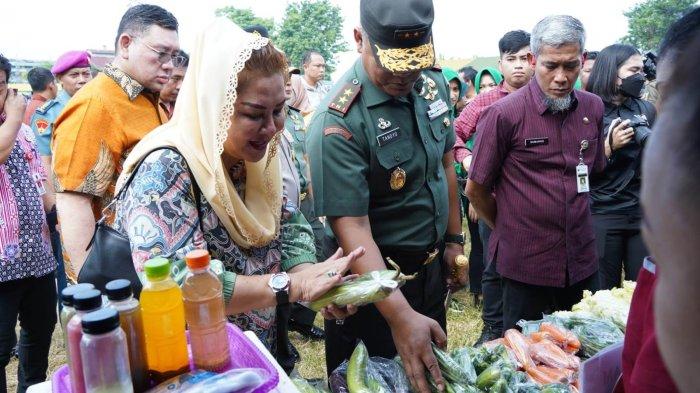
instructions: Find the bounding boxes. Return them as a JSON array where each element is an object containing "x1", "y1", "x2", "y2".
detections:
[{"x1": 306, "y1": 1, "x2": 465, "y2": 391}]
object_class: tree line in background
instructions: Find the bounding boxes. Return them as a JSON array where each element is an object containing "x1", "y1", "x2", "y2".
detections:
[
  {"x1": 622, "y1": 0, "x2": 697, "y2": 52},
  {"x1": 215, "y1": 0, "x2": 347, "y2": 74},
  {"x1": 214, "y1": 0, "x2": 697, "y2": 77}
]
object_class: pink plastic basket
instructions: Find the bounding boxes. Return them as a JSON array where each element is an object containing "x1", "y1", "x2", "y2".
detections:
[{"x1": 52, "y1": 323, "x2": 279, "y2": 392}]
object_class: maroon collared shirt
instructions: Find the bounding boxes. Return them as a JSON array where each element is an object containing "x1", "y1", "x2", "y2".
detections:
[
  {"x1": 453, "y1": 83, "x2": 510, "y2": 164},
  {"x1": 470, "y1": 78, "x2": 606, "y2": 287}
]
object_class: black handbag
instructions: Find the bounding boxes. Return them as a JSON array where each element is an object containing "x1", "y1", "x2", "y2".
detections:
[{"x1": 78, "y1": 147, "x2": 201, "y2": 297}]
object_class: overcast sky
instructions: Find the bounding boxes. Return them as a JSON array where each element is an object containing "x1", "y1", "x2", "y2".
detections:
[{"x1": 5, "y1": 0, "x2": 644, "y2": 63}]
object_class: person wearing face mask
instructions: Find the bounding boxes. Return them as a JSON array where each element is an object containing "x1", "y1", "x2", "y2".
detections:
[{"x1": 585, "y1": 44, "x2": 655, "y2": 290}]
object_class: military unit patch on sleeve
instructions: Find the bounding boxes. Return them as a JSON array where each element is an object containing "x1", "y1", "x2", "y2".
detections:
[
  {"x1": 35, "y1": 118, "x2": 50, "y2": 134},
  {"x1": 323, "y1": 126, "x2": 353, "y2": 140},
  {"x1": 328, "y1": 83, "x2": 361, "y2": 117}
]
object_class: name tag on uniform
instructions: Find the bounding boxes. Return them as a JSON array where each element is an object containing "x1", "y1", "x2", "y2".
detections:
[
  {"x1": 525, "y1": 137, "x2": 549, "y2": 147},
  {"x1": 376, "y1": 127, "x2": 401, "y2": 147},
  {"x1": 577, "y1": 163, "x2": 590, "y2": 193},
  {"x1": 428, "y1": 99, "x2": 449, "y2": 120}
]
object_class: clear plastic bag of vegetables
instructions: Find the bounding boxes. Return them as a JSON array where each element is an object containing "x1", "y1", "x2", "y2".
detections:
[
  {"x1": 330, "y1": 341, "x2": 411, "y2": 393},
  {"x1": 292, "y1": 377, "x2": 330, "y2": 393},
  {"x1": 310, "y1": 258, "x2": 416, "y2": 312},
  {"x1": 548, "y1": 312, "x2": 624, "y2": 358}
]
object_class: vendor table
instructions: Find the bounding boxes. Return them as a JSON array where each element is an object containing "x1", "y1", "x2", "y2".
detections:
[{"x1": 27, "y1": 331, "x2": 299, "y2": 393}]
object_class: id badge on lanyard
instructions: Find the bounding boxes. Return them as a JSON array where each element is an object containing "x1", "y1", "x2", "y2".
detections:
[
  {"x1": 577, "y1": 139, "x2": 590, "y2": 194},
  {"x1": 33, "y1": 172, "x2": 46, "y2": 196}
]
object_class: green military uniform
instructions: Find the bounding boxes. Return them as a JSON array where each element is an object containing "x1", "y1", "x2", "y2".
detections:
[
  {"x1": 283, "y1": 107, "x2": 329, "y2": 259},
  {"x1": 307, "y1": 58, "x2": 456, "y2": 371},
  {"x1": 308, "y1": 59, "x2": 454, "y2": 249},
  {"x1": 30, "y1": 90, "x2": 71, "y2": 156},
  {"x1": 283, "y1": 106, "x2": 329, "y2": 338}
]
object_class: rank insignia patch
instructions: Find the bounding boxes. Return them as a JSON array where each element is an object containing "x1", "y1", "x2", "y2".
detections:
[{"x1": 328, "y1": 83, "x2": 361, "y2": 117}]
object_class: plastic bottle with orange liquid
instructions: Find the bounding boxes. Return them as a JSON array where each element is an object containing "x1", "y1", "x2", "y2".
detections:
[
  {"x1": 182, "y1": 250, "x2": 231, "y2": 371},
  {"x1": 140, "y1": 257, "x2": 189, "y2": 383}
]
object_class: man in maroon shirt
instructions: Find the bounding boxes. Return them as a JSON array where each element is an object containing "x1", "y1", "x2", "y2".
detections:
[
  {"x1": 453, "y1": 29, "x2": 533, "y2": 344},
  {"x1": 467, "y1": 15, "x2": 606, "y2": 330}
]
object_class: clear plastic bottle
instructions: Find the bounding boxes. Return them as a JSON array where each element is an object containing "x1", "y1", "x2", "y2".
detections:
[
  {"x1": 140, "y1": 257, "x2": 189, "y2": 384},
  {"x1": 67, "y1": 288, "x2": 103, "y2": 393},
  {"x1": 80, "y1": 307, "x2": 134, "y2": 393},
  {"x1": 105, "y1": 279, "x2": 148, "y2": 393},
  {"x1": 59, "y1": 283, "x2": 95, "y2": 362},
  {"x1": 182, "y1": 250, "x2": 231, "y2": 371}
]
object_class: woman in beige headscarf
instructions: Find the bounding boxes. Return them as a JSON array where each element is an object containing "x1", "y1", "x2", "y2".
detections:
[{"x1": 113, "y1": 19, "x2": 363, "y2": 354}]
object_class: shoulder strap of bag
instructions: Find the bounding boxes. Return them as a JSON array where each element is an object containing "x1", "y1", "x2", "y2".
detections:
[{"x1": 99, "y1": 147, "x2": 203, "y2": 232}]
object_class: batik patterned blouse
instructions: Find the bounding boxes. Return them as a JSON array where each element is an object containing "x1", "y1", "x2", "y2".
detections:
[
  {"x1": 0, "y1": 123, "x2": 55, "y2": 282},
  {"x1": 113, "y1": 149, "x2": 282, "y2": 352}
]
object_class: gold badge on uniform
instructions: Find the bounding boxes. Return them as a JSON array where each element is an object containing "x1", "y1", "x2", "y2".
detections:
[
  {"x1": 443, "y1": 117, "x2": 451, "y2": 127},
  {"x1": 390, "y1": 167, "x2": 406, "y2": 191}
]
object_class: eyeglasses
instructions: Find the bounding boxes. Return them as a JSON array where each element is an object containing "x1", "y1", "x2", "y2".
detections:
[{"x1": 140, "y1": 41, "x2": 185, "y2": 67}]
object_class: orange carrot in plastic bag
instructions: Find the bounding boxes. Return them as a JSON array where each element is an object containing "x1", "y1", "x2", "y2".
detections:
[
  {"x1": 530, "y1": 331, "x2": 553, "y2": 343},
  {"x1": 482, "y1": 338, "x2": 508, "y2": 351},
  {"x1": 530, "y1": 339, "x2": 581, "y2": 370},
  {"x1": 540, "y1": 322, "x2": 581, "y2": 351},
  {"x1": 505, "y1": 346, "x2": 523, "y2": 369},
  {"x1": 504, "y1": 329, "x2": 535, "y2": 369},
  {"x1": 526, "y1": 365, "x2": 558, "y2": 384},
  {"x1": 536, "y1": 364, "x2": 576, "y2": 383},
  {"x1": 525, "y1": 364, "x2": 576, "y2": 386}
]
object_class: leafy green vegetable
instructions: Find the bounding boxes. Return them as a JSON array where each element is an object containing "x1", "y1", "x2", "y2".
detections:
[
  {"x1": 451, "y1": 347, "x2": 478, "y2": 383},
  {"x1": 433, "y1": 343, "x2": 473, "y2": 386},
  {"x1": 540, "y1": 383, "x2": 572, "y2": 393},
  {"x1": 570, "y1": 281, "x2": 635, "y2": 331}
]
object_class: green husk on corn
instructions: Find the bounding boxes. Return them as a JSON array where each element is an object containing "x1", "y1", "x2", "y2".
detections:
[
  {"x1": 310, "y1": 258, "x2": 416, "y2": 312},
  {"x1": 347, "y1": 341, "x2": 390, "y2": 393}
]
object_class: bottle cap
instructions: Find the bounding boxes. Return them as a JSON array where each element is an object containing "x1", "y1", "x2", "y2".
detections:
[
  {"x1": 185, "y1": 249, "x2": 211, "y2": 269},
  {"x1": 144, "y1": 257, "x2": 171, "y2": 279},
  {"x1": 60, "y1": 283, "x2": 95, "y2": 307},
  {"x1": 81, "y1": 308, "x2": 120, "y2": 335},
  {"x1": 105, "y1": 279, "x2": 133, "y2": 301},
  {"x1": 73, "y1": 289, "x2": 103, "y2": 311}
]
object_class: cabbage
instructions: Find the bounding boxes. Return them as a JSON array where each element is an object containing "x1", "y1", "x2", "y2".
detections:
[{"x1": 570, "y1": 281, "x2": 636, "y2": 331}]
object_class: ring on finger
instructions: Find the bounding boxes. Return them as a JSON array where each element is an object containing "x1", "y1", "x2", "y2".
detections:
[{"x1": 325, "y1": 270, "x2": 338, "y2": 278}]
